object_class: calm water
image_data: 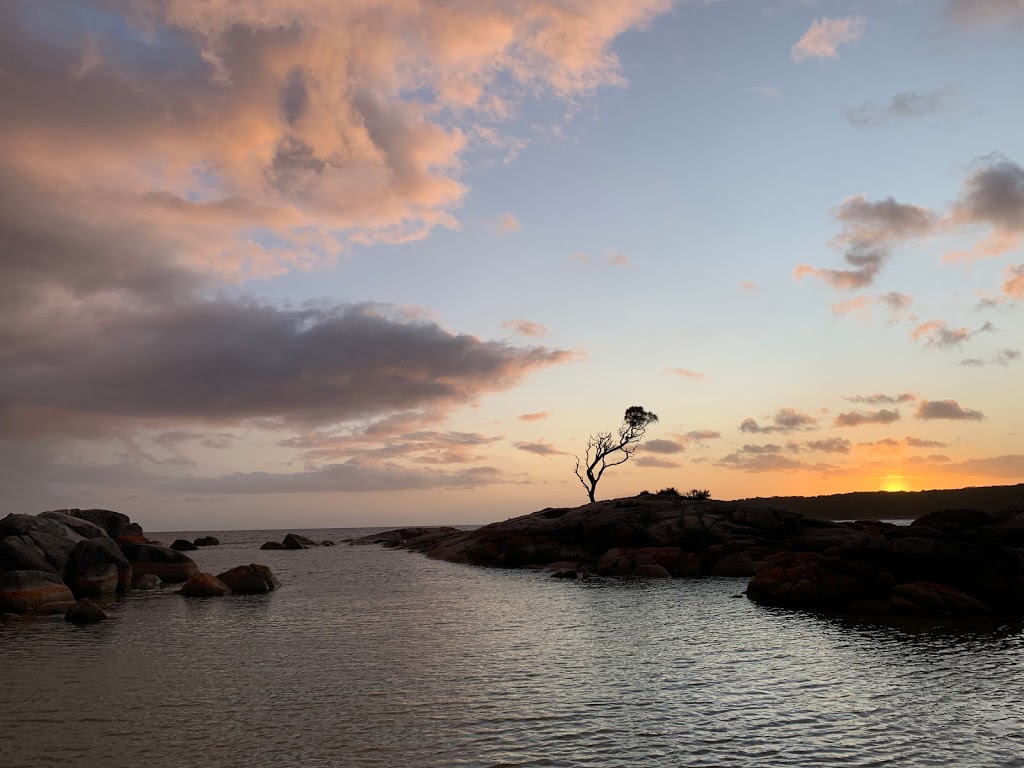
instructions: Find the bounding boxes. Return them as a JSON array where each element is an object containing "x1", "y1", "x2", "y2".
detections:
[{"x1": 2, "y1": 527, "x2": 1023, "y2": 768}]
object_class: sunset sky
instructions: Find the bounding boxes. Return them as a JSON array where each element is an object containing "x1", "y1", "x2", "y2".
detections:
[{"x1": 2, "y1": 0, "x2": 1022, "y2": 530}]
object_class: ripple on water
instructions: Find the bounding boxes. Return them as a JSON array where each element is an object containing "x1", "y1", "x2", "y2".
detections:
[{"x1": 2, "y1": 527, "x2": 1024, "y2": 768}]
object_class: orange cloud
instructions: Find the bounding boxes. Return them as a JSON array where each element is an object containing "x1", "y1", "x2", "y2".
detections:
[
  {"x1": 518, "y1": 411, "x2": 551, "y2": 422},
  {"x1": 665, "y1": 366, "x2": 705, "y2": 381},
  {"x1": 502, "y1": 319, "x2": 550, "y2": 337}
]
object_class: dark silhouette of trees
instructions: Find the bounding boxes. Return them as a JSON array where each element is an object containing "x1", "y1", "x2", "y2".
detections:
[{"x1": 574, "y1": 406, "x2": 658, "y2": 503}]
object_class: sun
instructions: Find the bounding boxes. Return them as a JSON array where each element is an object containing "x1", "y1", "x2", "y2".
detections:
[{"x1": 881, "y1": 473, "x2": 909, "y2": 492}]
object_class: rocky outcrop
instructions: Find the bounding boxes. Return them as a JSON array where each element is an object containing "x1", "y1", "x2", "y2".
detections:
[
  {"x1": 0, "y1": 570, "x2": 75, "y2": 614},
  {"x1": 38, "y1": 511, "x2": 108, "y2": 539},
  {"x1": 216, "y1": 564, "x2": 279, "y2": 594},
  {"x1": 193, "y1": 536, "x2": 220, "y2": 547},
  {"x1": 67, "y1": 538, "x2": 133, "y2": 596},
  {"x1": 352, "y1": 495, "x2": 1024, "y2": 616},
  {"x1": 0, "y1": 514, "x2": 84, "y2": 575},
  {"x1": 119, "y1": 543, "x2": 199, "y2": 584},
  {"x1": 179, "y1": 573, "x2": 232, "y2": 597},
  {"x1": 53, "y1": 509, "x2": 143, "y2": 539},
  {"x1": 170, "y1": 539, "x2": 199, "y2": 551}
]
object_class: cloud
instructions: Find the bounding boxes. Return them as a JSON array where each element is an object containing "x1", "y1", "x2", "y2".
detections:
[
  {"x1": 791, "y1": 16, "x2": 867, "y2": 62},
  {"x1": 684, "y1": 429, "x2": 721, "y2": 442},
  {"x1": 905, "y1": 437, "x2": 948, "y2": 449},
  {"x1": 739, "y1": 408, "x2": 818, "y2": 434},
  {"x1": 497, "y1": 213, "x2": 521, "y2": 234},
  {"x1": 947, "y1": 454, "x2": 1024, "y2": 479},
  {"x1": 805, "y1": 438, "x2": 852, "y2": 454},
  {"x1": 834, "y1": 409, "x2": 901, "y2": 427},
  {"x1": 634, "y1": 456, "x2": 680, "y2": 469},
  {"x1": 846, "y1": 88, "x2": 954, "y2": 128},
  {"x1": 0, "y1": 301, "x2": 572, "y2": 438},
  {"x1": 843, "y1": 393, "x2": 917, "y2": 405},
  {"x1": 715, "y1": 452, "x2": 831, "y2": 474},
  {"x1": 180, "y1": 462, "x2": 508, "y2": 494},
  {"x1": 750, "y1": 85, "x2": 783, "y2": 102},
  {"x1": 945, "y1": 157, "x2": 1024, "y2": 261},
  {"x1": 514, "y1": 441, "x2": 567, "y2": 456},
  {"x1": 607, "y1": 251, "x2": 631, "y2": 266},
  {"x1": 518, "y1": 411, "x2": 551, "y2": 422},
  {"x1": 739, "y1": 443, "x2": 784, "y2": 454},
  {"x1": 502, "y1": 319, "x2": 550, "y2": 337},
  {"x1": 0, "y1": 1, "x2": 672, "y2": 271},
  {"x1": 796, "y1": 196, "x2": 935, "y2": 290},
  {"x1": 910, "y1": 319, "x2": 995, "y2": 348},
  {"x1": 914, "y1": 399, "x2": 985, "y2": 421},
  {"x1": 947, "y1": 0, "x2": 1024, "y2": 26},
  {"x1": 960, "y1": 349, "x2": 1021, "y2": 367},
  {"x1": 665, "y1": 366, "x2": 705, "y2": 381},
  {"x1": 739, "y1": 281, "x2": 759, "y2": 292},
  {"x1": 1005, "y1": 264, "x2": 1024, "y2": 297},
  {"x1": 282, "y1": 428, "x2": 502, "y2": 465},
  {"x1": 642, "y1": 439, "x2": 687, "y2": 454}
]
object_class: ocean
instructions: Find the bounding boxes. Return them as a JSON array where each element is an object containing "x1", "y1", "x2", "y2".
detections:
[{"x1": 2, "y1": 527, "x2": 1023, "y2": 768}]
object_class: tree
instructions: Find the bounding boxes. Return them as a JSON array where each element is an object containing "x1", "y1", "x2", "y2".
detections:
[{"x1": 574, "y1": 406, "x2": 659, "y2": 503}]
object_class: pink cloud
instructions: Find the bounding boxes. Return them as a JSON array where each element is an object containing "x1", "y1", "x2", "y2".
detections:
[
  {"x1": 665, "y1": 366, "x2": 705, "y2": 381},
  {"x1": 791, "y1": 16, "x2": 867, "y2": 62},
  {"x1": 502, "y1": 319, "x2": 550, "y2": 337},
  {"x1": 518, "y1": 411, "x2": 550, "y2": 422}
]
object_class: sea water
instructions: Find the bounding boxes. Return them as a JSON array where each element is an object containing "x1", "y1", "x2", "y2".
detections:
[{"x1": 2, "y1": 527, "x2": 1023, "y2": 768}]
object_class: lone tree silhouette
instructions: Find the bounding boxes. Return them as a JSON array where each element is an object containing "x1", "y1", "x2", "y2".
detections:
[{"x1": 574, "y1": 406, "x2": 659, "y2": 503}]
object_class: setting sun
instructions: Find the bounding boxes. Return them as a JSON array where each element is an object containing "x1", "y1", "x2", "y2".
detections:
[{"x1": 881, "y1": 474, "x2": 910, "y2": 493}]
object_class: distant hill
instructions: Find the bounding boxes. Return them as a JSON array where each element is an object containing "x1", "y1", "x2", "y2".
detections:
[{"x1": 732, "y1": 483, "x2": 1024, "y2": 520}]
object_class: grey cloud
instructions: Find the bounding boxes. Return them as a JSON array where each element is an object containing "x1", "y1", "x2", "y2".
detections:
[
  {"x1": 834, "y1": 409, "x2": 901, "y2": 427},
  {"x1": 715, "y1": 452, "x2": 831, "y2": 474},
  {"x1": 914, "y1": 400, "x2": 984, "y2": 421},
  {"x1": 953, "y1": 157, "x2": 1024, "y2": 232},
  {"x1": 843, "y1": 392, "x2": 916, "y2": 405},
  {"x1": 846, "y1": 88, "x2": 954, "y2": 128},
  {"x1": 634, "y1": 457, "x2": 680, "y2": 469},
  {"x1": 948, "y1": 0, "x2": 1024, "y2": 26},
  {"x1": 805, "y1": 438, "x2": 852, "y2": 454},
  {"x1": 960, "y1": 349, "x2": 1021, "y2": 367},
  {"x1": 797, "y1": 196, "x2": 936, "y2": 290},
  {"x1": 643, "y1": 439, "x2": 687, "y2": 455},
  {"x1": 514, "y1": 441, "x2": 567, "y2": 456},
  {"x1": 910, "y1": 319, "x2": 995, "y2": 349},
  {"x1": 739, "y1": 408, "x2": 818, "y2": 434},
  {"x1": 685, "y1": 430, "x2": 721, "y2": 441},
  {"x1": 0, "y1": 301, "x2": 572, "y2": 437},
  {"x1": 905, "y1": 437, "x2": 948, "y2": 448},
  {"x1": 739, "y1": 444, "x2": 784, "y2": 454}
]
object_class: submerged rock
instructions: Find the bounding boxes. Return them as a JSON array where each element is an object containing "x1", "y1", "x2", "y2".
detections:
[
  {"x1": 64, "y1": 598, "x2": 107, "y2": 624},
  {"x1": 260, "y1": 541, "x2": 287, "y2": 550},
  {"x1": 282, "y1": 533, "x2": 319, "y2": 550},
  {"x1": 216, "y1": 564, "x2": 279, "y2": 594},
  {"x1": 193, "y1": 536, "x2": 220, "y2": 547},
  {"x1": 179, "y1": 573, "x2": 232, "y2": 597},
  {"x1": 131, "y1": 574, "x2": 161, "y2": 590}
]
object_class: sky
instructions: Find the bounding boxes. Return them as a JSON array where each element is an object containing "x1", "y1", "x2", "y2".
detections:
[{"x1": 1, "y1": 0, "x2": 1023, "y2": 531}]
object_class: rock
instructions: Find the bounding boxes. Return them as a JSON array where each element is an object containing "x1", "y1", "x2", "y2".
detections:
[
  {"x1": 67, "y1": 538, "x2": 132, "y2": 595},
  {"x1": 170, "y1": 539, "x2": 199, "y2": 551},
  {"x1": 550, "y1": 569, "x2": 578, "y2": 579},
  {"x1": 131, "y1": 574, "x2": 161, "y2": 590},
  {"x1": 179, "y1": 573, "x2": 232, "y2": 597},
  {"x1": 260, "y1": 542, "x2": 286, "y2": 550},
  {"x1": 912, "y1": 508, "x2": 994, "y2": 530},
  {"x1": 0, "y1": 570, "x2": 75, "y2": 614},
  {"x1": 216, "y1": 564, "x2": 279, "y2": 594},
  {"x1": 64, "y1": 598, "x2": 107, "y2": 624},
  {"x1": 282, "y1": 533, "x2": 319, "y2": 550},
  {"x1": 710, "y1": 552, "x2": 757, "y2": 577},
  {"x1": 193, "y1": 536, "x2": 220, "y2": 547},
  {"x1": 890, "y1": 581, "x2": 991, "y2": 615},
  {"x1": 633, "y1": 564, "x2": 672, "y2": 579},
  {"x1": 0, "y1": 513, "x2": 83, "y2": 575},
  {"x1": 119, "y1": 543, "x2": 199, "y2": 583},
  {"x1": 38, "y1": 511, "x2": 109, "y2": 539},
  {"x1": 59, "y1": 509, "x2": 141, "y2": 539},
  {"x1": 319, "y1": 540, "x2": 336, "y2": 547},
  {"x1": 67, "y1": 564, "x2": 118, "y2": 598}
]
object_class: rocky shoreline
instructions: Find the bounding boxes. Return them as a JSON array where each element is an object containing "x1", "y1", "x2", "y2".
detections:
[
  {"x1": 352, "y1": 492, "x2": 1024, "y2": 617},
  {"x1": 1, "y1": 509, "x2": 279, "y2": 623}
]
